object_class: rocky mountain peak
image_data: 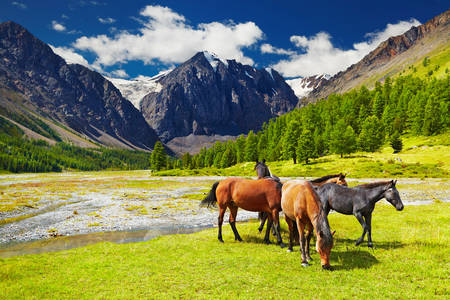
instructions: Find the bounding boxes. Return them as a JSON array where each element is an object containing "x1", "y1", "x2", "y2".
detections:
[{"x1": 140, "y1": 51, "x2": 298, "y2": 142}]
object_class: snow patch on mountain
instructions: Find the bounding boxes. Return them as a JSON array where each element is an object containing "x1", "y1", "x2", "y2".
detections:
[
  {"x1": 107, "y1": 72, "x2": 169, "y2": 109},
  {"x1": 203, "y1": 51, "x2": 228, "y2": 71},
  {"x1": 286, "y1": 74, "x2": 330, "y2": 99}
]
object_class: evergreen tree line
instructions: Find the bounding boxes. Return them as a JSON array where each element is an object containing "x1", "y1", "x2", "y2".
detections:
[
  {"x1": 0, "y1": 125, "x2": 154, "y2": 173},
  {"x1": 182, "y1": 75, "x2": 449, "y2": 169}
]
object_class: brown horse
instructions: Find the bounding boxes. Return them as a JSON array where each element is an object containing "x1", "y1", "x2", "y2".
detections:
[
  {"x1": 201, "y1": 178, "x2": 285, "y2": 247},
  {"x1": 257, "y1": 173, "x2": 348, "y2": 233},
  {"x1": 281, "y1": 180, "x2": 334, "y2": 270}
]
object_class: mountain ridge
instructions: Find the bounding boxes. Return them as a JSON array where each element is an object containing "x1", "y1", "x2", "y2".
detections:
[{"x1": 0, "y1": 21, "x2": 160, "y2": 150}]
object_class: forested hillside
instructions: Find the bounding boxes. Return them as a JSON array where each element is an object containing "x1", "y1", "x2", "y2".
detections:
[
  {"x1": 182, "y1": 75, "x2": 449, "y2": 169},
  {"x1": 0, "y1": 117, "x2": 155, "y2": 173}
]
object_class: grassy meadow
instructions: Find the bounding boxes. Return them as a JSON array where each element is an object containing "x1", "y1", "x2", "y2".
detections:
[
  {"x1": 154, "y1": 133, "x2": 450, "y2": 178},
  {"x1": 0, "y1": 203, "x2": 448, "y2": 299}
]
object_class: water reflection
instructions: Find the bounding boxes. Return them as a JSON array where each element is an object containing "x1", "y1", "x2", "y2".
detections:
[{"x1": 0, "y1": 225, "x2": 211, "y2": 258}]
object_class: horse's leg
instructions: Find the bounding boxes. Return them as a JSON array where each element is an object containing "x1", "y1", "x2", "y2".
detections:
[
  {"x1": 365, "y1": 213, "x2": 373, "y2": 248},
  {"x1": 354, "y1": 212, "x2": 367, "y2": 246},
  {"x1": 285, "y1": 215, "x2": 294, "y2": 252},
  {"x1": 295, "y1": 218, "x2": 308, "y2": 266},
  {"x1": 305, "y1": 221, "x2": 313, "y2": 262},
  {"x1": 271, "y1": 209, "x2": 286, "y2": 248},
  {"x1": 264, "y1": 215, "x2": 273, "y2": 244},
  {"x1": 229, "y1": 205, "x2": 243, "y2": 242},
  {"x1": 258, "y1": 212, "x2": 267, "y2": 233},
  {"x1": 218, "y1": 206, "x2": 226, "y2": 243}
]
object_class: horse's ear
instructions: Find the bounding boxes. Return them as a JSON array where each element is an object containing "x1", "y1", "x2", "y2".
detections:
[
  {"x1": 331, "y1": 231, "x2": 336, "y2": 236},
  {"x1": 339, "y1": 173, "x2": 345, "y2": 179},
  {"x1": 262, "y1": 159, "x2": 266, "y2": 163},
  {"x1": 255, "y1": 159, "x2": 259, "y2": 164},
  {"x1": 393, "y1": 179, "x2": 397, "y2": 186}
]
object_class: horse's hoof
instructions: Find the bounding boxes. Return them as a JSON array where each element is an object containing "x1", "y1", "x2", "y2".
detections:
[
  {"x1": 287, "y1": 248, "x2": 293, "y2": 253},
  {"x1": 355, "y1": 240, "x2": 362, "y2": 246},
  {"x1": 264, "y1": 240, "x2": 272, "y2": 245},
  {"x1": 301, "y1": 262, "x2": 309, "y2": 267},
  {"x1": 218, "y1": 238, "x2": 224, "y2": 243},
  {"x1": 237, "y1": 238, "x2": 243, "y2": 242},
  {"x1": 307, "y1": 257, "x2": 313, "y2": 262},
  {"x1": 322, "y1": 265, "x2": 333, "y2": 271},
  {"x1": 368, "y1": 242, "x2": 373, "y2": 248}
]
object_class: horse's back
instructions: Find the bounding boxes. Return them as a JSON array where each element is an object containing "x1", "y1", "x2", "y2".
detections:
[
  {"x1": 281, "y1": 180, "x2": 313, "y2": 220},
  {"x1": 218, "y1": 178, "x2": 280, "y2": 212}
]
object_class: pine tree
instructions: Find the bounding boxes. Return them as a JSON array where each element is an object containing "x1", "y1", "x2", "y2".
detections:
[
  {"x1": 297, "y1": 128, "x2": 315, "y2": 164},
  {"x1": 423, "y1": 94, "x2": 442, "y2": 135},
  {"x1": 182, "y1": 152, "x2": 192, "y2": 169},
  {"x1": 245, "y1": 131, "x2": 258, "y2": 162},
  {"x1": 373, "y1": 92, "x2": 385, "y2": 119},
  {"x1": 358, "y1": 116, "x2": 384, "y2": 152},
  {"x1": 282, "y1": 119, "x2": 301, "y2": 163},
  {"x1": 390, "y1": 131, "x2": 403, "y2": 153},
  {"x1": 150, "y1": 141, "x2": 166, "y2": 171}
]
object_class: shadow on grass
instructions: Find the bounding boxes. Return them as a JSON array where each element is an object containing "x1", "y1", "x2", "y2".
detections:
[
  {"x1": 331, "y1": 249, "x2": 379, "y2": 270},
  {"x1": 336, "y1": 238, "x2": 406, "y2": 250}
]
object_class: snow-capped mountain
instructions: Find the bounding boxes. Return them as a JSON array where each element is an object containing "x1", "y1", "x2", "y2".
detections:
[
  {"x1": 107, "y1": 72, "x2": 168, "y2": 109},
  {"x1": 140, "y1": 51, "x2": 298, "y2": 142},
  {"x1": 286, "y1": 74, "x2": 330, "y2": 99}
]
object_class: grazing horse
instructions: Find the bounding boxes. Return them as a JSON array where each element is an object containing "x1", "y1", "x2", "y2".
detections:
[
  {"x1": 200, "y1": 178, "x2": 285, "y2": 247},
  {"x1": 281, "y1": 180, "x2": 334, "y2": 270},
  {"x1": 317, "y1": 180, "x2": 403, "y2": 248},
  {"x1": 257, "y1": 173, "x2": 348, "y2": 234}
]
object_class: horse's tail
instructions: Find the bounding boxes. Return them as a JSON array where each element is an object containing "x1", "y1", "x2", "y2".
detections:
[{"x1": 200, "y1": 181, "x2": 219, "y2": 207}]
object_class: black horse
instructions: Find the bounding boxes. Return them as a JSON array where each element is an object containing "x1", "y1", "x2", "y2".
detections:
[
  {"x1": 317, "y1": 180, "x2": 403, "y2": 248},
  {"x1": 254, "y1": 159, "x2": 280, "y2": 181}
]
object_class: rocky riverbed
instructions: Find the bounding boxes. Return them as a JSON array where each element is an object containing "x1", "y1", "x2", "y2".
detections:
[{"x1": 0, "y1": 171, "x2": 448, "y2": 255}]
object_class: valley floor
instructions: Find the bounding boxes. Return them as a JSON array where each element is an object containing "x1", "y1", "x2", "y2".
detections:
[
  {"x1": 0, "y1": 202, "x2": 448, "y2": 298},
  {"x1": 0, "y1": 171, "x2": 448, "y2": 254}
]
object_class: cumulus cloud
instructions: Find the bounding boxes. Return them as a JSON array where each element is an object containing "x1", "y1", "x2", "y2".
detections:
[
  {"x1": 260, "y1": 43, "x2": 295, "y2": 55},
  {"x1": 50, "y1": 45, "x2": 90, "y2": 66},
  {"x1": 270, "y1": 18, "x2": 421, "y2": 77},
  {"x1": 98, "y1": 17, "x2": 116, "y2": 24},
  {"x1": 110, "y1": 69, "x2": 129, "y2": 78},
  {"x1": 73, "y1": 5, "x2": 263, "y2": 67},
  {"x1": 51, "y1": 21, "x2": 66, "y2": 32}
]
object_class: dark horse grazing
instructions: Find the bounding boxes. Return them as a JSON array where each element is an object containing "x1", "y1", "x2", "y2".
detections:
[
  {"x1": 201, "y1": 178, "x2": 285, "y2": 247},
  {"x1": 256, "y1": 171, "x2": 348, "y2": 234},
  {"x1": 281, "y1": 180, "x2": 334, "y2": 270},
  {"x1": 317, "y1": 180, "x2": 403, "y2": 248}
]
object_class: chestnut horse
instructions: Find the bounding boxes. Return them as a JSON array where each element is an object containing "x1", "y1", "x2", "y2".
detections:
[
  {"x1": 201, "y1": 178, "x2": 285, "y2": 247},
  {"x1": 257, "y1": 172, "x2": 348, "y2": 234},
  {"x1": 281, "y1": 180, "x2": 334, "y2": 270}
]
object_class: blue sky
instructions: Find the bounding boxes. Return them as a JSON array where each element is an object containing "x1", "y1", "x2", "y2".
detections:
[{"x1": 1, "y1": 1, "x2": 448, "y2": 79}]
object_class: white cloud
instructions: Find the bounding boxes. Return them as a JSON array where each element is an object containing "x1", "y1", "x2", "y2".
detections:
[
  {"x1": 270, "y1": 18, "x2": 421, "y2": 77},
  {"x1": 51, "y1": 21, "x2": 66, "y2": 32},
  {"x1": 11, "y1": 1, "x2": 27, "y2": 9},
  {"x1": 73, "y1": 5, "x2": 263, "y2": 67},
  {"x1": 260, "y1": 43, "x2": 295, "y2": 55},
  {"x1": 98, "y1": 17, "x2": 116, "y2": 24},
  {"x1": 110, "y1": 69, "x2": 129, "y2": 78},
  {"x1": 50, "y1": 45, "x2": 90, "y2": 66}
]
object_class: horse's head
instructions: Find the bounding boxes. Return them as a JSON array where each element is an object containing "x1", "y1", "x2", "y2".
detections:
[
  {"x1": 254, "y1": 159, "x2": 270, "y2": 179},
  {"x1": 384, "y1": 180, "x2": 403, "y2": 211},
  {"x1": 315, "y1": 213, "x2": 334, "y2": 270},
  {"x1": 336, "y1": 173, "x2": 348, "y2": 186}
]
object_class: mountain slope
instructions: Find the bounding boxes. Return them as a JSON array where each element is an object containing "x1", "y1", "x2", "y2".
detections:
[
  {"x1": 308, "y1": 9, "x2": 450, "y2": 101},
  {"x1": 140, "y1": 51, "x2": 298, "y2": 143},
  {"x1": 0, "y1": 21, "x2": 159, "y2": 150}
]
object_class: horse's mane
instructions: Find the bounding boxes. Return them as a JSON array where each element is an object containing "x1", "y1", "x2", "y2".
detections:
[
  {"x1": 310, "y1": 174, "x2": 341, "y2": 183},
  {"x1": 357, "y1": 181, "x2": 391, "y2": 188}
]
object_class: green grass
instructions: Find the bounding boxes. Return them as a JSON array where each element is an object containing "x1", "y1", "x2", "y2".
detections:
[
  {"x1": 0, "y1": 203, "x2": 448, "y2": 298},
  {"x1": 154, "y1": 133, "x2": 450, "y2": 178}
]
